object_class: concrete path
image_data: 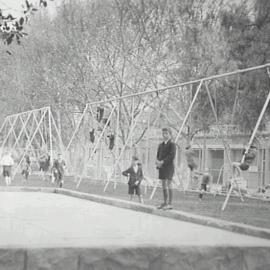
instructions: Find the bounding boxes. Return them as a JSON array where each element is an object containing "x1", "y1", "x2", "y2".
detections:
[{"x1": 0, "y1": 192, "x2": 269, "y2": 249}]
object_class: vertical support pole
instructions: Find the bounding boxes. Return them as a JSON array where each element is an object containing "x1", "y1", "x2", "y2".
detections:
[
  {"x1": 241, "y1": 68, "x2": 270, "y2": 163},
  {"x1": 113, "y1": 100, "x2": 121, "y2": 186},
  {"x1": 202, "y1": 130, "x2": 206, "y2": 171},
  {"x1": 188, "y1": 84, "x2": 193, "y2": 143},
  {"x1": 66, "y1": 104, "x2": 89, "y2": 152},
  {"x1": 50, "y1": 113, "x2": 64, "y2": 152},
  {"x1": 0, "y1": 118, "x2": 7, "y2": 139},
  {"x1": 130, "y1": 97, "x2": 135, "y2": 152},
  {"x1": 146, "y1": 110, "x2": 151, "y2": 176},
  {"x1": 205, "y1": 82, "x2": 244, "y2": 209},
  {"x1": 175, "y1": 80, "x2": 204, "y2": 143},
  {"x1": 48, "y1": 107, "x2": 53, "y2": 169}
]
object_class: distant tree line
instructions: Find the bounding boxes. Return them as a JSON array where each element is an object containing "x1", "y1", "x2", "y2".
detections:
[{"x1": 0, "y1": 0, "x2": 269, "y2": 144}]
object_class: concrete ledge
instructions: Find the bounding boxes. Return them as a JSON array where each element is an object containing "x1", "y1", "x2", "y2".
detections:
[
  {"x1": 56, "y1": 188, "x2": 270, "y2": 240},
  {"x1": 1, "y1": 246, "x2": 270, "y2": 270}
]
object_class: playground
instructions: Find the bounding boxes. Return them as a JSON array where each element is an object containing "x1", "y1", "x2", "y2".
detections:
[
  {"x1": 0, "y1": 64, "x2": 270, "y2": 269},
  {"x1": 1, "y1": 1, "x2": 270, "y2": 269}
]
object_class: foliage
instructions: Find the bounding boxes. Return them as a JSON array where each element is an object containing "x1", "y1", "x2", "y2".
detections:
[
  {"x1": 219, "y1": 0, "x2": 270, "y2": 132},
  {"x1": 0, "y1": 0, "x2": 270, "y2": 144},
  {"x1": 0, "y1": 1, "x2": 53, "y2": 49}
]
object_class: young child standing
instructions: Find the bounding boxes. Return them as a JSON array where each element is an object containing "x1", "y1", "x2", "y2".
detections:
[
  {"x1": 0, "y1": 150, "x2": 14, "y2": 186},
  {"x1": 122, "y1": 156, "x2": 144, "y2": 203},
  {"x1": 52, "y1": 154, "x2": 66, "y2": 187},
  {"x1": 21, "y1": 154, "x2": 31, "y2": 182},
  {"x1": 199, "y1": 168, "x2": 212, "y2": 200}
]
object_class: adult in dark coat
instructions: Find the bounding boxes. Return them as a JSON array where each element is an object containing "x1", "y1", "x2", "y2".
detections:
[{"x1": 156, "y1": 127, "x2": 176, "y2": 210}]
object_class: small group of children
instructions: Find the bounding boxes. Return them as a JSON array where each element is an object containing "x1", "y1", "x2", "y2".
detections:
[{"x1": 122, "y1": 156, "x2": 144, "y2": 203}]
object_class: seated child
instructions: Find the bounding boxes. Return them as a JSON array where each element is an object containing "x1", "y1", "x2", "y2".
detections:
[
  {"x1": 185, "y1": 145, "x2": 198, "y2": 172},
  {"x1": 185, "y1": 145, "x2": 201, "y2": 188},
  {"x1": 122, "y1": 156, "x2": 144, "y2": 203},
  {"x1": 238, "y1": 145, "x2": 257, "y2": 171}
]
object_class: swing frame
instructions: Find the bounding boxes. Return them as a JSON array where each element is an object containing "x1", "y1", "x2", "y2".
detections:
[
  {"x1": 0, "y1": 106, "x2": 64, "y2": 181},
  {"x1": 65, "y1": 63, "x2": 270, "y2": 210}
]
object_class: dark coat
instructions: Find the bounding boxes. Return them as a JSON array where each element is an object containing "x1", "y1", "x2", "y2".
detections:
[
  {"x1": 122, "y1": 165, "x2": 143, "y2": 186},
  {"x1": 156, "y1": 140, "x2": 176, "y2": 180},
  {"x1": 52, "y1": 159, "x2": 65, "y2": 175}
]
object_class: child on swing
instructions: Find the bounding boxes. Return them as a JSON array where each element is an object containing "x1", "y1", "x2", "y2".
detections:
[
  {"x1": 185, "y1": 145, "x2": 201, "y2": 185},
  {"x1": 122, "y1": 156, "x2": 144, "y2": 203},
  {"x1": 232, "y1": 145, "x2": 257, "y2": 179}
]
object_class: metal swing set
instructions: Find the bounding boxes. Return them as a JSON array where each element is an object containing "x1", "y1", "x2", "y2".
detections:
[
  {"x1": 0, "y1": 106, "x2": 64, "y2": 181},
  {"x1": 1, "y1": 63, "x2": 270, "y2": 211},
  {"x1": 66, "y1": 62, "x2": 270, "y2": 210}
]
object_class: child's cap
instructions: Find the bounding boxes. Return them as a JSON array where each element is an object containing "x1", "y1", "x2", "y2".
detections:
[{"x1": 162, "y1": 127, "x2": 172, "y2": 135}]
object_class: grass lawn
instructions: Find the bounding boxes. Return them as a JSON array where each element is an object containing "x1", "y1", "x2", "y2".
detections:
[{"x1": 2, "y1": 174, "x2": 270, "y2": 230}]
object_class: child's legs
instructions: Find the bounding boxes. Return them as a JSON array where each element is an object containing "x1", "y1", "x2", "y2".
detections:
[
  {"x1": 59, "y1": 173, "x2": 64, "y2": 187},
  {"x1": 138, "y1": 195, "x2": 143, "y2": 203},
  {"x1": 4, "y1": 172, "x2": 8, "y2": 185},
  {"x1": 59, "y1": 172, "x2": 64, "y2": 183},
  {"x1": 41, "y1": 169, "x2": 46, "y2": 180},
  {"x1": 167, "y1": 180, "x2": 173, "y2": 205},
  {"x1": 135, "y1": 186, "x2": 143, "y2": 203},
  {"x1": 128, "y1": 185, "x2": 134, "y2": 200},
  {"x1": 161, "y1": 179, "x2": 173, "y2": 205},
  {"x1": 4, "y1": 168, "x2": 10, "y2": 185},
  {"x1": 161, "y1": 179, "x2": 168, "y2": 204},
  {"x1": 7, "y1": 171, "x2": 11, "y2": 185},
  {"x1": 199, "y1": 184, "x2": 207, "y2": 199}
]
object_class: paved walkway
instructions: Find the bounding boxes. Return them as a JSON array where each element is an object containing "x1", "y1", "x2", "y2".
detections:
[{"x1": 0, "y1": 192, "x2": 270, "y2": 248}]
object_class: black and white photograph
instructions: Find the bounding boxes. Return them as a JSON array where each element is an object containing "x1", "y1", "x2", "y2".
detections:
[{"x1": 0, "y1": 0, "x2": 269, "y2": 269}]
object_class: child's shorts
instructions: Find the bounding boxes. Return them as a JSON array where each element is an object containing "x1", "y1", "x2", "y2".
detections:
[
  {"x1": 3, "y1": 166, "x2": 11, "y2": 177},
  {"x1": 128, "y1": 184, "x2": 141, "y2": 195},
  {"x1": 200, "y1": 183, "x2": 207, "y2": 191},
  {"x1": 188, "y1": 162, "x2": 198, "y2": 171}
]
